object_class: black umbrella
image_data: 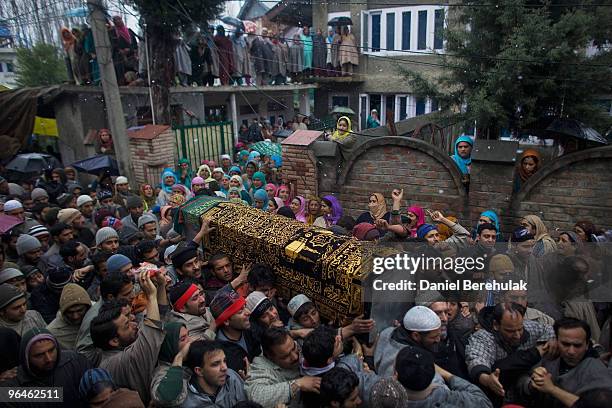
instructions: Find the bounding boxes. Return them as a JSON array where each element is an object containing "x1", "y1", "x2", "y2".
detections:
[
  {"x1": 71, "y1": 154, "x2": 120, "y2": 176},
  {"x1": 6, "y1": 153, "x2": 53, "y2": 173},
  {"x1": 220, "y1": 16, "x2": 245, "y2": 31},
  {"x1": 328, "y1": 16, "x2": 353, "y2": 26},
  {"x1": 545, "y1": 119, "x2": 608, "y2": 145}
]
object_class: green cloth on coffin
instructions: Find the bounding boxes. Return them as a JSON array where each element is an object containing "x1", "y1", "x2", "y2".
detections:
[{"x1": 176, "y1": 195, "x2": 375, "y2": 322}]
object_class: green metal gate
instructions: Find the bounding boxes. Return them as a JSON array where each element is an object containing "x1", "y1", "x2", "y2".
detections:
[{"x1": 173, "y1": 121, "x2": 234, "y2": 167}]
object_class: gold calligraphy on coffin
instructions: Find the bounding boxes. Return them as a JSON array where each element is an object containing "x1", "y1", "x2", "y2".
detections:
[{"x1": 178, "y1": 196, "x2": 373, "y2": 322}]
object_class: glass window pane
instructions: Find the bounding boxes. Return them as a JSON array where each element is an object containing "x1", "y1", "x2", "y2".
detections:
[
  {"x1": 399, "y1": 97, "x2": 407, "y2": 120},
  {"x1": 434, "y1": 9, "x2": 444, "y2": 50},
  {"x1": 386, "y1": 13, "x2": 395, "y2": 51},
  {"x1": 402, "y1": 12, "x2": 411, "y2": 50},
  {"x1": 372, "y1": 14, "x2": 381, "y2": 52},
  {"x1": 418, "y1": 10, "x2": 427, "y2": 50},
  {"x1": 416, "y1": 98, "x2": 426, "y2": 116}
]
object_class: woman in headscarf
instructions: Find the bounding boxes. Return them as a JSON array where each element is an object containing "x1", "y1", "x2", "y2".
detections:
[
  {"x1": 268, "y1": 197, "x2": 284, "y2": 214},
  {"x1": 313, "y1": 195, "x2": 343, "y2": 228},
  {"x1": 139, "y1": 184, "x2": 156, "y2": 212},
  {"x1": 229, "y1": 175, "x2": 252, "y2": 204},
  {"x1": 356, "y1": 193, "x2": 390, "y2": 224},
  {"x1": 95, "y1": 128, "x2": 114, "y2": 154},
  {"x1": 276, "y1": 184, "x2": 291, "y2": 206},
  {"x1": 473, "y1": 210, "x2": 504, "y2": 242},
  {"x1": 331, "y1": 116, "x2": 353, "y2": 143},
  {"x1": 175, "y1": 158, "x2": 193, "y2": 189},
  {"x1": 171, "y1": 184, "x2": 192, "y2": 202},
  {"x1": 305, "y1": 196, "x2": 322, "y2": 225},
  {"x1": 197, "y1": 164, "x2": 219, "y2": 192},
  {"x1": 238, "y1": 150, "x2": 250, "y2": 169},
  {"x1": 243, "y1": 161, "x2": 258, "y2": 191},
  {"x1": 250, "y1": 171, "x2": 267, "y2": 199},
  {"x1": 61, "y1": 27, "x2": 81, "y2": 85},
  {"x1": 520, "y1": 214, "x2": 557, "y2": 257},
  {"x1": 219, "y1": 174, "x2": 231, "y2": 196},
  {"x1": 513, "y1": 149, "x2": 542, "y2": 192},
  {"x1": 252, "y1": 189, "x2": 269, "y2": 211},
  {"x1": 451, "y1": 135, "x2": 473, "y2": 175},
  {"x1": 248, "y1": 151, "x2": 261, "y2": 166},
  {"x1": 228, "y1": 187, "x2": 249, "y2": 206},
  {"x1": 265, "y1": 183, "x2": 278, "y2": 200},
  {"x1": 157, "y1": 168, "x2": 177, "y2": 207},
  {"x1": 229, "y1": 166, "x2": 242, "y2": 177},
  {"x1": 150, "y1": 322, "x2": 191, "y2": 407},
  {"x1": 191, "y1": 176, "x2": 212, "y2": 197},
  {"x1": 289, "y1": 196, "x2": 308, "y2": 223},
  {"x1": 367, "y1": 109, "x2": 381, "y2": 128}
]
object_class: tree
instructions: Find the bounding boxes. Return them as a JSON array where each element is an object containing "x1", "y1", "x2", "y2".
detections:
[
  {"x1": 15, "y1": 43, "x2": 67, "y2": 87},
  {"x1": 402, "y1": 0, "x2": 612, "y2": 137},
  {"x1": 126, "y1": 0, "x2": 225, "y2": 124}
]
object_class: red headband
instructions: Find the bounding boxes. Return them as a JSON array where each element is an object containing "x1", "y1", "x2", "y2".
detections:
[
  {"x1": 215, "y1": 297, "x2": 246, "y2": 327},
  {"x1": 173, "y1": 284, "x2": 198, "y2": 312}
]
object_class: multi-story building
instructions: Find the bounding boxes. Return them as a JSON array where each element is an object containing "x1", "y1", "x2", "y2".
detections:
[
  {"x1": 0, "y1": 47, "x2": 18, "y2": 89},
  {"x1": 311, "y1": 1, "x2": 449, "y2": 130}
]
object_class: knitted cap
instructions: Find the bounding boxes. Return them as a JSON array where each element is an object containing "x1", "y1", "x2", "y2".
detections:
[
  {"x1": 402, "y1": 305, "x2": 441, "y2": 332},
  {"x1": 115, "y1": 176, "x2": 128, "y2": 185},
  {"x1": 4, "y1": 200, "x2": 23, "y2": 212},
  {"x1": 76, "y1": 195, "x2": 93, "y2": 207},
  {"x1": 414, "y1": 290, "x2": 445, "y2": 308},
  {"x1": 56, "y1": 193, "x2": 73, "y2": 208},
  {"x1": 47, "y1": 266, "x2": 73, "y2": 290},
  {"x1": 0, "y1": 268, "x2": 24, "y2": 285},
  {"x1": 0, "y1": 283, "x2": 25, "y2": 309},
  {"x1": 118, "y1": 225, "x2": 142, "y2": 244},
  {"x1": 170, "y1": 245, "x2": 197, "y2": 270},
  {"x1": 106, "y1": 254, "x2": 132, "y2": 274},
  {"x1": 79, "y1": 368, "x2": 114, "y2": 400},
  {"x1": 58, "y1": 208, "x2": 81, "y2": 225},
  {"x1": 8, "y1": 183, "x2": 25, "y2": 197},
  {"x1": 489, "y1": 254, "x2": 514, "y2": 274},
  {"x1": 395, "y1": 347, "x2": 435, "y2": 391},
  {"x1": 210, "y1": 288, "x2": 246, "y2": 326},
  {"x1": 28, "y1": 224, "x2": 49, "y2": 238},
  {"x1": 59, "y1": 283, "x2": 91, "y2": 314},
  {"x1": 164, "y1": 244, "x2": 178, "y2": 261},
  {"x1": 31, "y1": 188, "x2": 49, "y2": 201},
  {"x1": 16, "y1": 234, "x2": 42, "y2": 256},
  {"x1": 21, "y1": 265, "x2": 41, "y2": 279},
  {"x1": 369, "y1": 378, "x2": 409, "y2": 408},
  {"x1": 126, "y1": 196, "x2": 143, "y2": 209},
  {"x1": 95, "y1": 227, "x2": 119, "y2": 246},
  {"x1": 97, "y1": 190, "x2": 113, "y2": 201},
  {"x1": 138, "y1": 213, "x2": 157, "y2": 229},
  {"x1": 287, "y1": 294, "x2": 312, "y2": 317}
]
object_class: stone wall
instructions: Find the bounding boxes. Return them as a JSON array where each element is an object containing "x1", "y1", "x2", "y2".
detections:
[{"x1": 128, "y1": 125, "x2": 177, "y2": 187}]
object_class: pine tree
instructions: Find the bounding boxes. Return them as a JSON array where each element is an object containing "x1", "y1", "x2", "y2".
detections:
[
  {"x1": 15, "y1": 43, "x2": 67, "y2": 87},
  {"x1": 126, "y1": 0, "x2": 225, "y2": 124},
  {"x1": 402, "y1": 0, "x2": 612, "y2": 137}
]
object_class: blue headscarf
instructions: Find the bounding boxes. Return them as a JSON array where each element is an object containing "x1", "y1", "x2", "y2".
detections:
[
  {"x1": 229, "y1": 166, "x2": 242, "y2": 175},
  {"x1": 253, "y1": 188, "x2": 269, "y2": 210},
  {"x1": 451, "y1": 135, "x2": 473, "y2": 175},
  {"x1": 478, "y1": 210, "x2": 504, "y2": 241},
  {"x1": 417, "y1": 224, "x2": 437, "y2": 239},
  {"x1": 248, "y1": 151, "x2": 261, "y2": 163},
  {"x1": 160, "y1": 168, "x2": 177, "y2": 194},
  {"x1": 271, "y1": 154, "x2": 282, "y2": 168}
]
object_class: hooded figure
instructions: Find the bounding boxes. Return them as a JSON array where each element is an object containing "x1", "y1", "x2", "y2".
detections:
[
  {"x1": 214, "y1": 25, "x2": 234, "y2": 85},
  {"x1": 523, "y1": 214, "x2": 558, "y2": 257},
  {"x1": 197, "y1": 164, "x2": 219, "y2": 191},
  {"x1": 47, "y1": 283, "x2": 92, "y2": 350},
  {"x1": 230, "y1": 175, "x2": 252, "y2": 204},
  {"x1": 157, "y1": 168, "x2": 177, "y2": 207},
  {"x1": 331, "y1": 116, "x2": 353, "y2": 144},
  {"x1": 406, "y1": 206, "x2": 426, "y2": 238},
  {"x1": 514, "y1": 149, "x2": 542, "y2": 192},
  {"x1": 252, "y1": 189, "x2": 269, "y2": 211},
  {"x1": 175, "y1": 158, "x2": 193, "y2": 189},
  {"x1": 451, "y1": 135, "x2": 473, "y2": 175},
  {"x1": 150, "y1": 322, "x2": 191, "y2": 407},
  {"x1": 250, "y1": 171, "x2": 267, "y2": 197},
  {"x1": 2, "y1": 327, "x2": 92, "y2": 406}
]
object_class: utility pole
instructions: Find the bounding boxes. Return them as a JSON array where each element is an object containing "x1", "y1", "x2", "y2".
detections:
[{"x1": 87, "y1": 0, "x2": 135, "y2": 184}]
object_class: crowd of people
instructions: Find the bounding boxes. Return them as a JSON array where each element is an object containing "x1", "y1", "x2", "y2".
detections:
[{"x1": 0, "y1": 128, "x2": 610, "y2": 408}]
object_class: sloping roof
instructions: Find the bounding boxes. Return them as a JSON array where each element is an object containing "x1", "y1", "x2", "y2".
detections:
[
  {"x1": 266, "y1": 0, "x2": 312, "y2": 26},
  {"x1": 281, "y1": 129, "x2": 323, "y2": 146},
  {"x1": 127, "y1": 125, "x2": 171, "y2": 140},
  {"x1": 237, "y1": 0, "x2": 271, "y2": 21}
]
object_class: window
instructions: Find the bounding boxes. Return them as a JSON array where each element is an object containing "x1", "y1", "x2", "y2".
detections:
[
  {"x1": 332, "y1": 95, "x2": 349, "y2": 107},
  {"x1": 371, "y1": 13, "x2": 381, "y2": 52},
  {"x1": 434, "y1": 9, "x2": 444, "y2": 50},
  {"x1": 386, "y1": 13, "x2": 395, "y2": 51},
  {"x1": 6, "y1": 63, "x2": 13, "y2": 72},
  {"x1": 416, "y1": 98, "x2": 426, "y2": 116},
  {"x1": 418, "y1": 10, "x2": 427, "y2": 50},
  {"x1": 431, "y1": 98, "x2": 439, "y2": 112},
  {"x1": 386, "y1": 95, "x2": 395, "y2": 122},
  {"x1": 401, "y1": 11, "x2": 411, "y2": 50},
  {"x1": 399, "y1": 96, "x2": 408, "y2": 120},
  {"x1": 360, "y1": 95, "x2": 369, "y2": 129},
  {"x1": 362, "y1": 12, "x2": 369, "y2": 51}
]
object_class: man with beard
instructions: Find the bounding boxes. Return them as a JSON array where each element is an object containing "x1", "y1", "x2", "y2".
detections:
[
  {"x1": 374, "y1": 305, "x2": 442, "y2": 377},
  {"x1": 47, "y1": 283, "x2": 92, "y2": 350},
  {"x1": 28, "y1": 224, "x2": 51, "y2": 252},
  {"x1": 204, "y1": 253, "x2": 250, "y2": 299},
  {"x1": 91, "y1": 270, "x2": 166, "y2": 404},
  {"x1": 183, "y1": 340, "x2": 247, "y2": 407},
  {"x1": 121, "y1": 196, "x2": 144, "y2": 230},
  {"x1": 59, "y1": 207, "x2": 95, "y2": 248},
  {"x1": 0, "y1": 327, "x2": 91, "y2": 406},
  {"x1": 459, "y1": 222, "x2": 498, "y2": 279},
  {"x1": 77, "y1": 195, "x2": 96, "y2": 232},
  {"x1": 42, "y1": 222, "x2": 74, "y2": 264},
  {"x1": 169, "y1": 280, "x2": 216, "y2": 340},
  {"x1": 16, "y1": 234, "x2": 46, "y2": 274}
]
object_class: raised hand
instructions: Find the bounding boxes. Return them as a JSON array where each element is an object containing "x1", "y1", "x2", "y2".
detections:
[{"x1": 391, "y1": 188, "x2": 403, "y2": 202}]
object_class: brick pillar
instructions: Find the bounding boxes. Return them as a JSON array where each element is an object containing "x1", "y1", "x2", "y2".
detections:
[
  {"x1": 128, "y1": 125, "x2": 177, "y2": 187},
  {"x1": 280, "y1": 130, "x2": 323, "y2": 198},
  {"x1": 468, "y1": 140, "x2": 519, "y2": 233}
]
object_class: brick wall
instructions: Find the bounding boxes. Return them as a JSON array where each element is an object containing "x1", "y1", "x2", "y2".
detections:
[
  {"x1": 281, "y1": 144, "x2": 318, "y2": 198},
  {"x1": 129, "y1": 126, "x2": 177, "y2": 187}
]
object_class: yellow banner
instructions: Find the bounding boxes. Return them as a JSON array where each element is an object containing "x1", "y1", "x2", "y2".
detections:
[{"x1": 33, "y1": 116, "x2": 58, "y2": 137}]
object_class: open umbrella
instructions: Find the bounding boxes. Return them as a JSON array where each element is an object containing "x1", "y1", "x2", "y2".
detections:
[
  {"x1": 545, "y1": 119, "x2": 608, "y2": 145},
  {"x1": 220, "y1": 16, "x2": 245, "y2": 31},
  {"x1": 250, "y1": 141, "x2": 282, "y2": 157},
  {"x1": 328, "y1": 17, "x2": 353, "y2": 26},
  {"x1": 71, "y1": 154, "x2": 119, "y2": 176},
  {"x1": 0, "y1": 214, "x2": 23, "y2": 234},
  {"x1": 331, "y1": 106, "x2": 356, "y2": 115},
  {"x1": 6, "y1": 153, "x2": 53, "y2": 173}
]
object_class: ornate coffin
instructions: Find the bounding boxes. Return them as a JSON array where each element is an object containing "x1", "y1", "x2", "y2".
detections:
[{"x1": 177, "y1": 196, "x2": 374, "y2": 322}]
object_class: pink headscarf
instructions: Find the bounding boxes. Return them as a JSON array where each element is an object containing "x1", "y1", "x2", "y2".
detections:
[
  {"x1": 271, "y1": 197, "x2": 284, "y2": 213},
  {"x1": 276, "y1": 184, "x2": 292, "y2": 206},
  {"x1": 113, "y1": 16, "x2": 132, "y2": 44},
  {"x1": 294, "y1": 196, "x2": 308, "y2": 223},
  {"x1": 265, "y1": 183, "x2": 278, "y2": 198},
  {"x1": 407, "y1": 206, "x2": 425, "y2": 238},
  {"x1": 191, "y1": 176, "x2": 205, "y2": 194}
]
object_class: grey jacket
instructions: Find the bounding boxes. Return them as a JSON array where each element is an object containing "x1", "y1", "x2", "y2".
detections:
[
  {"x1": 374, "y1": 326, "x2": 406, "y2": 378},
  {"x1": 167, "y1": 309, "x2": 216, "y2": 340},
  {"x1": 337, "y1": 354, "x2": 381, "y2": 407},
  {"x1": 245, "y1": 355, "x2": 302, "y2": 408},
  {"x1": 183, "y1": 368, "x2": 247, "y2": 408},
  {"x1": 405, "y1": 376, "x2": 493, "y2": 408}
]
